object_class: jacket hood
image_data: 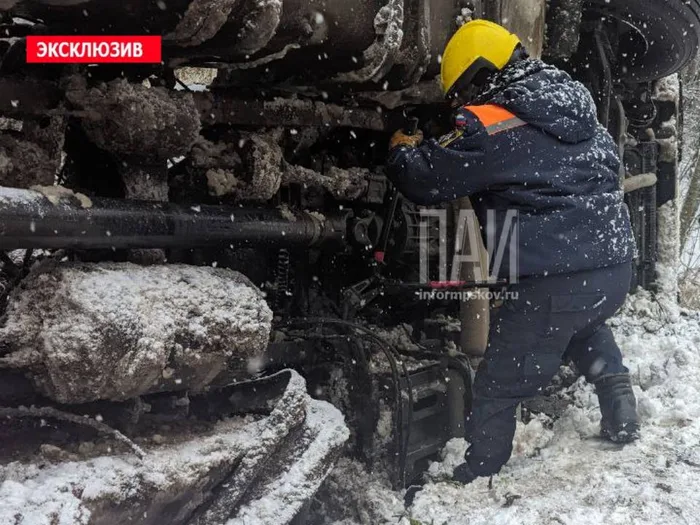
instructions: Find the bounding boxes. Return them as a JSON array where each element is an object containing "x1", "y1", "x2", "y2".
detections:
[{"x1": 475, "y1": 59, "x2": 599, "y2": 144}]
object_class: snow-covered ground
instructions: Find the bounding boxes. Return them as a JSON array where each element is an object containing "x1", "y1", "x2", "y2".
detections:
[{"x1": 337, "y1": 290, "x2": 700, "y2": 525}]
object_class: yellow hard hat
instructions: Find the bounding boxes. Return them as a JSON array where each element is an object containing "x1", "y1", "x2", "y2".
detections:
[{"x1": 440, "y1": 20, "x2": 522, "y2": 98}]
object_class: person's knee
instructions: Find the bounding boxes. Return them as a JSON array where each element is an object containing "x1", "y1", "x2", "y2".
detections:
[
  {"x1": 582, "y1": 354, "x2": 629, "y2": 382},
  {"x1": 475, "y1": 348, "x2": 563, "y2": 399},
  {"x1": 568, "y1": 327, "x2": 628, "y2": 382}
]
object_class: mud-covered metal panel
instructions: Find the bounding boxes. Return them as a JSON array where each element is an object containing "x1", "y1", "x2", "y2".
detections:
[{"x1": 0, "y1": 260, "x2": 273, "y2": 403}]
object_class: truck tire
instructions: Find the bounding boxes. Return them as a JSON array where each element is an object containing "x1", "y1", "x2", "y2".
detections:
[{"x1": 583, "y1": 0, "x2": 700, "y2": 81}]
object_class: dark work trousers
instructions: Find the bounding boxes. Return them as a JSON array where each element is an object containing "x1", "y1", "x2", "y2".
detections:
[{"x1": 465, "y1": 262, "x2": 632, "y2": 477}]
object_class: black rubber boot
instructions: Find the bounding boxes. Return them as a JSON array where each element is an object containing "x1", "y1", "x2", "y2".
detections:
[
  {"x1": 452, "y1": 462, "x2": 477, "y2": 484},
  {"x1": 595, "y1": 373, "x2": 640, "y2": 443}
]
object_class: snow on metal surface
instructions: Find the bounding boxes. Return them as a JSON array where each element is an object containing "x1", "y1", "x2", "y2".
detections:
[
  {"x1": 227, "y1": 400, "x2": 349, "y2": 525},
  {"x1": 0, "y1": 370, "x2": 349, "y2": 525},
  {"x1": 0, "y1": 260, "x2": 273, "y2": 403},
  {"x1": 0, "y1": 185, "x2": 44, "y2": 206},
  {"x1": 654, "y1": 75, "x2": 681, "y2": 104}
]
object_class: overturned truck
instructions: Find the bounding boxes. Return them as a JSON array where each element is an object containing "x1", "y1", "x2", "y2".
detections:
[{"x1": 0, "y1": 0, "x2": 696, "y2": 522}]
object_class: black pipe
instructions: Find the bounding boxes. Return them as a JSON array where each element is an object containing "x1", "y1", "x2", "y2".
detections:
[{"x1": 0, "y1": 187, "x2": 348, "y2": 250}]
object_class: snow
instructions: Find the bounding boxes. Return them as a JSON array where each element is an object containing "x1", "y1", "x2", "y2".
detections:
[
  {"x1": 0, "y1": 370, "x2": 349, "y2": 525},
  {"x1": 0, "y1": 186, "x2": 44, "y2": 207},
  {"x1": 0, "y1": 409, "x2": 260, "y2": 525},
  {"x1": 30, "y1": 185, "x2": 93, "y2": 208},
  {"x1": 425, "y1": 438, "x2": 469, "y2": 482},
  {"x1": 330, "y1": 293, "x2": 700, "y2": 525},
  {"x1": 455, "y1": 7, "x2": 473, "y2": 27},
  {"x1": 227, "y1": 399, "x2": 349, "y2": 525},
  {"x1": 656, "y1": 201, "x2": 681, "y2": 305},
  {"x1": 653, "y1": 75, "x2": 680, "y2": 104},
  {"x1": 0, "y1": 260, "x2": 273, "y2": 403},
  {"x1": 657, "y1": 117, "x2": 679, "y2": 164},
  {"x1": 313, "y1": 457, "x2": 406, "y2": 524}
]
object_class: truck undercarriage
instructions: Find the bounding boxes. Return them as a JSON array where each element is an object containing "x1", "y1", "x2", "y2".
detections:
[{"x1": 0, "y1": 0, "x2": 695, "y2": 523}]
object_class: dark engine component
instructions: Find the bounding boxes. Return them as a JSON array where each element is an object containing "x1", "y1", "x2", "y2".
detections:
[{"x1": 0, "y1": 187, "x2": 348, "y2": 250}]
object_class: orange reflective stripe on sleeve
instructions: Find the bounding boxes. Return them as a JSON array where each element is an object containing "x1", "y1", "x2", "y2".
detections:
[{"x1": 463, "y1": 104, "x2": 527, "y2": 135}]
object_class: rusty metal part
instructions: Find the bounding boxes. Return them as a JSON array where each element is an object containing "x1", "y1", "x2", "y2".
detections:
[
  {"x1": 65, "y1": 78, "x2": 201, "y2": 161},
  {"x1": 194, "y1": 92, "x2": 388, "y2": 130},
  {"x1": 233, "y1": 0, "x2": 284, "y2": 55},
  {"x1": 188, "y1": 131, "x2": 284, "y2": 202},
  {"x1": 283, "y1": 163, "x2": 370, "y2": 200},
  {"x1": 120, "y1": 160, "x2": 169, "y2": 264},
  {"x1": 239, "y1": 132, "x2": 285, "y2": 201},
  {"x1": 187, "y1": 133, "x2": 371, "y2": 201},
  {"x1": 0, "y1": 134, "x2": 55, "y2": 189},
  {"x1": 545, "y1": 0, "x2": 584, "y2": 60},
  {"x1": 164, "y1": 0, "x2": 241, "y2": 47},
  {"x1": 392, "y1": 0, "x2": 430, "y2": 86},
  {"x1": 334, "y1": 0, "x2": 404, "y2": 83}
]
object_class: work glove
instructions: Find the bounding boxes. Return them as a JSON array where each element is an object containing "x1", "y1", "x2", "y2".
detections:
[{"x1": 389, "y1": 129, "x2": 424, "y2": 150}]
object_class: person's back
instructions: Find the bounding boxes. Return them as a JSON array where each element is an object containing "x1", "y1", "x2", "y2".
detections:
[
  {"x1": 387, "y1": 20, "x2": 640, "y2": 493},
  {"x1": 388, "y1": 57, "x2": 636, "y2": 279}
]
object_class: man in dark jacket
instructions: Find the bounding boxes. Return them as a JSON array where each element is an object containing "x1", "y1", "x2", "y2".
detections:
[{"x1": 387, "y1": 20, "x2": 640, "y2": 485}]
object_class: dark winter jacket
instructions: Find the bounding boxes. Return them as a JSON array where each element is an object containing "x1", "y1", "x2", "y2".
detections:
[{"x1": 387, "y1": 59, "x2": 636, "y2": 280}]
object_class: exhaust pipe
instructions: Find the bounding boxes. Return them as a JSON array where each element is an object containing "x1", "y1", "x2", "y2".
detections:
[{"x1": 0, "y1": 186, "x2": 347, "y2": 251}]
